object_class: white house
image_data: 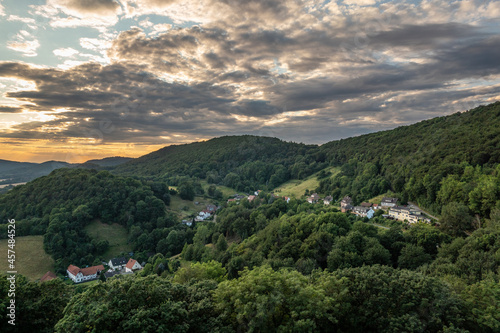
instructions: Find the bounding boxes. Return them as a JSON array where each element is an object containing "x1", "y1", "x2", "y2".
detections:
[
  {"x1": 108, "y1": 257, "x2": 127, "y2": 270},
  {"x1": 67, "y1": 264, "x2": 104, "y2": 283},
  {"x1": 125, "y1": 258, "x2": 142, "y2": 272},
  {"x1": 195, "y1": 210, "x2": 212, "y2": 221},
  {"x1": 324, "y1": 196, "x2": 333, "y2": 205},
  {"x1": 182, "y1": 219, "x2": 193, "y2": 227}
]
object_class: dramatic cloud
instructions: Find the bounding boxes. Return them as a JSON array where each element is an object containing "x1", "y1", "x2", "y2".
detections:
[
  {"x1": 49, "y1": 0, "x2": 121, "y2": 16},
  {"x1": 0, "y1": 0, "x2": 499, "y2": 162}
]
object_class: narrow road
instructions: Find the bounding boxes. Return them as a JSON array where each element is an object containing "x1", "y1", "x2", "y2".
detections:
[
  {"x1": 372, "y1": 223, "x2": 390, "y2": 230},
  {"x1": 408, "y1": 202, "x2": 439, "y2": 221}
]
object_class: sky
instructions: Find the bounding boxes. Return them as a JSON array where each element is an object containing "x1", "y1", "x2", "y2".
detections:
[{"x1": 0, "y1": 0, "x2": 499, "y2": 163}]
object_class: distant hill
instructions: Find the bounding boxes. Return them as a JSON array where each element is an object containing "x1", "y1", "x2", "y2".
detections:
[
  {"x1": 113, "y1": 135, "x2": 326, "y2": 191},
  {"x1": 82, "y1": 156, "x2": 133, "y2": 168},
  {"x1": 0, "y1": 160, "x2": 71, "y2": 184},
  {"x1": 0, "y1": 156, "x2": 132, "y2": 185},
  {"x1": 0, "y1": 159, "x2": 37, "y2": 174}
]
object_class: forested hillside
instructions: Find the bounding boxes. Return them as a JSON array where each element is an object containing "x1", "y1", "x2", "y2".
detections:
[
  {"x1": 1, "y1": 197, "x2": 499, "y2": 332},
  {"x1": 113, "y1": 135, "x2": 326, "y2": 191},
  {"x1": 318, "y1": 102, "x2": 500, "y2": 216},
  {"x1": 0, "y1": 169, "x2": 184, "y2": 272}
]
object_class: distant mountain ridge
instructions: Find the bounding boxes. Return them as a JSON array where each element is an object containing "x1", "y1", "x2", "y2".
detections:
[{"x1": 0, "y1": 156, "x2": 132, "y2": 185}]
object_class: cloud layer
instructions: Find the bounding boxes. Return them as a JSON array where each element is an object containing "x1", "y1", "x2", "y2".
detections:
[{"x1": 1, "y1": 0, "x2": 500, "y2": 162}]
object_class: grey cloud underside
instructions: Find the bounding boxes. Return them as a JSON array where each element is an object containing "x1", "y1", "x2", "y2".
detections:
[
  {"x1": 1, "y1": 17, "x2": 499, "y2": 144},
  {"x1": 53, "y1": 0, "x2": 120, "y2": 14},
  {"x1": 0, "y1": 106, "x2": 23, "y2": 113}
]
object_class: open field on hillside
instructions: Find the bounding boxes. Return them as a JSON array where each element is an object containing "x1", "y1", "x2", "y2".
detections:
[
  {"x1": 199, "y1": 180, "x2": 238, "y2": 198},
  {"x1": 274, "y1": 167, "x2": 340, "y2": 198},
  {"x1": 0, "y1": 235, "x2": 54, "y2": 280},
  {"x1": 368, "y1": 193, "x2": 393, "y2": 205},
  {"x1": 85, "y1": 220, "x2": 132, "y2": 259},
  {"x1": 169, "y1": 195, "x2": 214, "y2": 219}
]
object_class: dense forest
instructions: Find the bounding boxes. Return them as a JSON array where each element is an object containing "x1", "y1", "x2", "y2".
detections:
[
  {"x1": 113, "y1": 135, "x2": 327, "y2": 191},
  {"x1": 1, "y1": 102, "x2": 500, "y2": 332},
  {"x1": 1, "y1": 197, "x2": 499, "y2": 332},
  {"x1": 318, "y1": 102, "x2": 500, "y2": 217}
]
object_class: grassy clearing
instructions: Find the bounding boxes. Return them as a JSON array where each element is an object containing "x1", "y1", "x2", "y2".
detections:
[
  {"x1": 274, "y1": 167, "x2": 340, "y2": 198},
  {"x1": 85, "y1": 220, "x2": 132, "y2": 260},
  {"x1": 0, "y1": 235, "x2": 54, "y2": 281},
  {"x1": 368, "y1": 192, "x2": 394, "y2": 205},
  {"x1": 199, "y1": 180, "x2": 237, "y2": 198},
  {"x1": 169, "y1": 195, "x2": 214, "y2": 219}
]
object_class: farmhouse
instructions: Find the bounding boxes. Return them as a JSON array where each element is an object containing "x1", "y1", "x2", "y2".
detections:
[
  {"x1": 108, "y1": 257, "x2": 127, "y2": 270},
  {"x1": 307, "y1": 193, "x2": 320, "y2": 204},
  {"x1": 125, "y1": 258, "x2": 142, "y2": 272},
  {"x1": 67, "y1": 264, "x2": 104, "y2": 283},
  {"x1": 324, "y1": 196, "x2": 333, "y2": 205}
]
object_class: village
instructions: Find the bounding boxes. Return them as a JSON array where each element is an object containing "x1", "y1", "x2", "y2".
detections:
[
  {"x1": 50, "y1": 192, "x2": 431, "y2": 284},
  {"x1": 220, "y1": 190, "x2": 432, "y2": 224}
]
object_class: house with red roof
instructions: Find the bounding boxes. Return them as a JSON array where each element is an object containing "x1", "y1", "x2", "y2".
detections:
[
  {"x1": 40, "y1": 271, "x2": 57, "y2": 282},
  {"x1": 125, "y1": 258, "x2": 142, "y2": 272},
  {"x1": 67, "y1": 264, "x2": 104, "y2": 283}
]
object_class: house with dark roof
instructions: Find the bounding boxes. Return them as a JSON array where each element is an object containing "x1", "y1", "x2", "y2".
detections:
[
  {"x1": 341, "y1": 196, "x2": 353, "y2": 212},
  {"x1": 324, "y1": 196, "x2": 333, "y2": 205},
  {"x1": 108, "y1": 257, "x2": 127, "y2": 270},
  {"x1": 40, "y1": 271, "x2": 57, "y2": 282},
  {"x1": 206, "y1": 204, "x2": 218, "y2": 212},
  {"x1": 67, "y1": 264, "x2": 104, "y2": 283},
  {"x1": 381, "y1": 197, "x2": 398, "y2": 208},
  {"x1": 104, "y1": 270, "x2": 121, "y2": 279}
]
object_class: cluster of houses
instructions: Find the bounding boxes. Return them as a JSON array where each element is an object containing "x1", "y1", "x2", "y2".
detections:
[
  {"x1": 340, "y1": 196, "x2": 430, "y2": 223},
  {"x1": 66, "y1": 256, "x2": 143, "y2": 283},
  {"x1": 307, "y1": 193, "x2": 334, "y2": 205},
  {"x1": 340, "y1": 196, "x2": 378, "y2": 218},
  {"x1": 227, "y1": 191, "x2": 291, "y2": 204}
]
